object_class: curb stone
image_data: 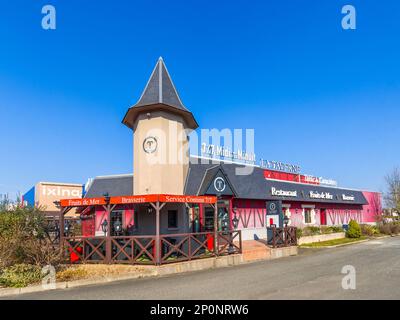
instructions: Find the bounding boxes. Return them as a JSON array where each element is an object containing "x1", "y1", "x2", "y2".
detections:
[
  {"x1": 0, "y1": 255, "x2": 242, "y2": 297},
  {"x1": 301, "y1": 234, "x2": 395, "y2": 249}
]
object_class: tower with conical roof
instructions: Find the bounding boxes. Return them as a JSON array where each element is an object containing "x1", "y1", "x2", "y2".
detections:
[{"x1": 123, "y1": 58, "x2": 198, "y2": 195}]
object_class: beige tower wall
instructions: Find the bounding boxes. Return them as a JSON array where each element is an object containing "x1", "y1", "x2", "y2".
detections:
[{"x1": 133, "y1": 110, "x2": 190, "y2": 195}]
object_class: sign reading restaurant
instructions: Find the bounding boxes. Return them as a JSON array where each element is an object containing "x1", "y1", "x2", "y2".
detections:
[{"x1": 271, "y1": 187, "x2": 297, "y2": 197}]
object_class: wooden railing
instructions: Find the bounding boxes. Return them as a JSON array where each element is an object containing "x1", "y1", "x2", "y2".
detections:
[
  {"x1": 63, "y1": 236, "x2": 107, "y2": 263},
  {"x1": 111, "y1": 236, "x2": 156, "y2": 264},
  {"x1": 217, "y1": 230, "x2": 242, "y2": 255},
  {"x1": 270, "y1": 226, "x2": 297, "y2": 248},
  {"x1": 160, "y1": 232, "x2": 215, "y2": 264},
  {"x1": 63, "y1": 230, "x2": 242, "y2": 265}
]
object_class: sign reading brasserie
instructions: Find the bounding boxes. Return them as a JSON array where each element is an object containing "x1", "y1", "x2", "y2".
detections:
[{"x1": 342, "y1": 194, "x2": 355, "y2": 201}]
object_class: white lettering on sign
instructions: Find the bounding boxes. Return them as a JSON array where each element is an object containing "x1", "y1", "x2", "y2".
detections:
[
  {"x1": 309, "y1": 191, "x2": 333, "y2": 200},
  {"x1": 271, "y1": 187, "x2": 297, "y2": 197},
  {"x1": 342, "y1": 194, "x2": 355, "y2": 201},
  {"x1": 260, "y1": 159, "x2": 301, "y2": 174},
  {"x1": 42, "y1": 186, "x2": 82, "y2": 198},
  {"x1": 319, "y1": 177, "x2": 338, "y2": 187},
  {"x1": 120, "y1": 197, "x2": 148, "y2": 204},
  {"x1": 201, "y1": 143, "x2": 256, "y2": 163}
]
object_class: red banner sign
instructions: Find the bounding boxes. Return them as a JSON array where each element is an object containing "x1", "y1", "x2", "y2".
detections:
[
  {"x1": 61, "y1": 194, "x2": 217, "y2": 207},
  {"x1": 110, "y1": 195, "x2": 159, "y2": 204},
  {"x1": 60, "y1": 198, "x2": 106, "y2": 207},
  {"x1": 159, "y1": 194, "x2": 217, "y2": 204}
]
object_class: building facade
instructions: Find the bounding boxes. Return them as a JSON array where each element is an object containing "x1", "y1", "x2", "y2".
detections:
[
  {"x1": 77, "y1": 58, "x2": 382, "y2": 241},
  {"x1": 24, "y1": 58, "x2": 382, "y2": 241}
]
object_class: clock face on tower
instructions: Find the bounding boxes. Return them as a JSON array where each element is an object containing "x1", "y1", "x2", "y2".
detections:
[{"x1": 143, "y1": 136, "x2": 157, "y2": 154}]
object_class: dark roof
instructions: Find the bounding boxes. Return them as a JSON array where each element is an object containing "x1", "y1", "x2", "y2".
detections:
[
  {"x1": 122, "y1": 58, "x2": 198, "y2": 130},
  {"x1": 185, "y1": 158, "x2": 368, "y2": 205},
  {"x1": 84, "y1": 174, "x2": 133, "y2": 198},
  {"x1": 84, "y1": 159, "x2": 368, "y2": 205}
]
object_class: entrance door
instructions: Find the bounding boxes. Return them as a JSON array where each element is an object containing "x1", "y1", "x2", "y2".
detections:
[
  {"x1": 320, "y1": 209, "x2": 327, "y2": 225},
  {"x1": 203, "y1": 204, "x2": 229, "y2": 232}
]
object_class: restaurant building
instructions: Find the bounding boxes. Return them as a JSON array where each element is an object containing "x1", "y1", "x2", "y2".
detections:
[{"x1": 74, "y1": 57, "x2": 382, "y2": 242}]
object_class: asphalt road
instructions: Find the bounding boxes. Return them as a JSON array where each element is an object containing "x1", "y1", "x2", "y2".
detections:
[{"x1": 4, "y1": 236, "x2": 400, "y2": 300}]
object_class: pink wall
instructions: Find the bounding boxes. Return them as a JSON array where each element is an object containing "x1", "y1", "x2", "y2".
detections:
[
  {"x1": 233, "y1": 199, "x2": 266, "y2": 229},
  {"x1": 232, "y1": 197, "x2": 380, "y2": 229}
]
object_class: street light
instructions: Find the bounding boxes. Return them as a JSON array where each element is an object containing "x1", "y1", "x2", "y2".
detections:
[
  {"x1": 232, "y1": 207, "x2": 239, "y2": 230},
  {"x1": 227, "y1": 207, "x2": 240, "y2": 254},
  {"x1": 114, "y1": 219, "x2": 122, "y2": 235},
  {"x1": 53, "y1": 201, "x2": 61, "y2": 209},
  {"x1": 283, "y1": 215, "x2": 289, "y2": 227},
  {"x1": 101, "y1": 219, "x2": 108, "y2": 236},
  {"x1": 64, "y1": 221, "x2": 71, "y2": 236},
  {"x1": 103, "y1": 193, "x2": 110, "y2": 204}
]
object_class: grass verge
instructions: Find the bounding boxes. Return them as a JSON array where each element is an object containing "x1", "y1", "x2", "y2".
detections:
[{"x1": 300, "y1": 236, "x2": 368, "y2": 248}]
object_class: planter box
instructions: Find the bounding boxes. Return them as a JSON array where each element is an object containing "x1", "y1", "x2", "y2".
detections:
[{"x1": 298, "y1": 232, "x2": 345, "y2": 245}]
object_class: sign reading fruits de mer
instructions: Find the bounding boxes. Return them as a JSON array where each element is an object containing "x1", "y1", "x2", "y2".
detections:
[{"x1": 60, "y1": 198, "x2": 106, "y2": 207}]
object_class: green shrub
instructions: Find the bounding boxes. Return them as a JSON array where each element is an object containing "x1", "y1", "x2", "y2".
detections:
[
  {"x1": 330, "y1": 226, "x2": 344, "y2": 233},
  {"x1": 296, "y1": 228, "x2": 303, "y2": 239},
  {"x1": 390, "y1": 223, "x2": 400, "y2": 234},
  {"x1": 56, "y1": 267, "x2": 88, "y2": 282},
  {"x1": 320, "y1": 226, "x2": 331, "y2": 234},
  {"x1": 0, "y1": 205, "x2": 60, "y2": 269},
  {"x1": 302, "y1": 226, "x2": 321, "y2": 236},
  {"x1": 346, "y1": 220, "x2": 361, "y2": 238},
  {"x1": 360, "y1": 224, "x2": 377, "y2": 237},
  {"x1": 0, "y1": 264, "x2": 42, "y2": 288},
  {"x1": 379, "y1": 224, "x2": 392, "y2": 235}
]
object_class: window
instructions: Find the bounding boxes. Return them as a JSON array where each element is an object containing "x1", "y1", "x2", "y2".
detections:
[
  {"x1": 204, "y1": 207, "x2": 215, "y2": 231},
  {"x1": 168, "y1": 210, "x2": 178, "y2": 229},
  {"x1": 304, "y1": 209, "x2": 312, "y2": 224}
]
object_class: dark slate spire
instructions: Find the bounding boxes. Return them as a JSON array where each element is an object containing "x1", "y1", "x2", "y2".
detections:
[{"x1": 122, "y1": 57, "x2": 198, "y2": 129}]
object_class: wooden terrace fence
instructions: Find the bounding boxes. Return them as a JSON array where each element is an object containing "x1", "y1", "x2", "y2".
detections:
[
  {"x1": 270, "y1": 226, "x2": 297, "y2": 248},
  {"x1": 62, "y1": 230, "x2": 242, "y2": 265}
]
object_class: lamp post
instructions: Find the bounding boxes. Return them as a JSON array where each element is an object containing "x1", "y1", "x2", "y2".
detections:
[
  {"x1": 114, "y1": 219, "x2": 122, "y2": 236},
  {"x1": 101, "y1": 219, "x2": 108, "y2": 237},
  {"x1": 232, "y1": 206, "x2": 239, "y2": 230},
  {"x1": 53, "y1": 201, "x2": 61, "y2": 209},
  {"x1": 283, "y1": 215, "x2": 289, "y2": 227},
  {"x1": 64, "y1": 220, "x2": 71, "y2": 237},
  {"x1": 103, "y1": 192, "x2": 110, "y2": 204}
]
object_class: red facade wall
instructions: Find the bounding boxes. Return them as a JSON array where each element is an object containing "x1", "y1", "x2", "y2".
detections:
[{"x1": 232, "y1": 193, "x2": 382, "y2": 230}]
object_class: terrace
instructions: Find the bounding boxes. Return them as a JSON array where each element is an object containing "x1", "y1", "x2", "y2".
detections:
[{"x1": 57, "y1": 194, "x2": 242, "y2": 265}]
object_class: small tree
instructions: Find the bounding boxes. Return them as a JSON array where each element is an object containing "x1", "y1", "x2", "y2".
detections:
[
  {"x1": 0, "y1": 202, "x2": 60, "y2": 269},
  {"x1": 384, "y1": 167, "x2": 400, "y2": 213}
]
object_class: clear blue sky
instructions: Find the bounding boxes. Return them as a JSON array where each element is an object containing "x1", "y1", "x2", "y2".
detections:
[{"x1": 1, "y1": 0, "x2": 399, "y2": 198}]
